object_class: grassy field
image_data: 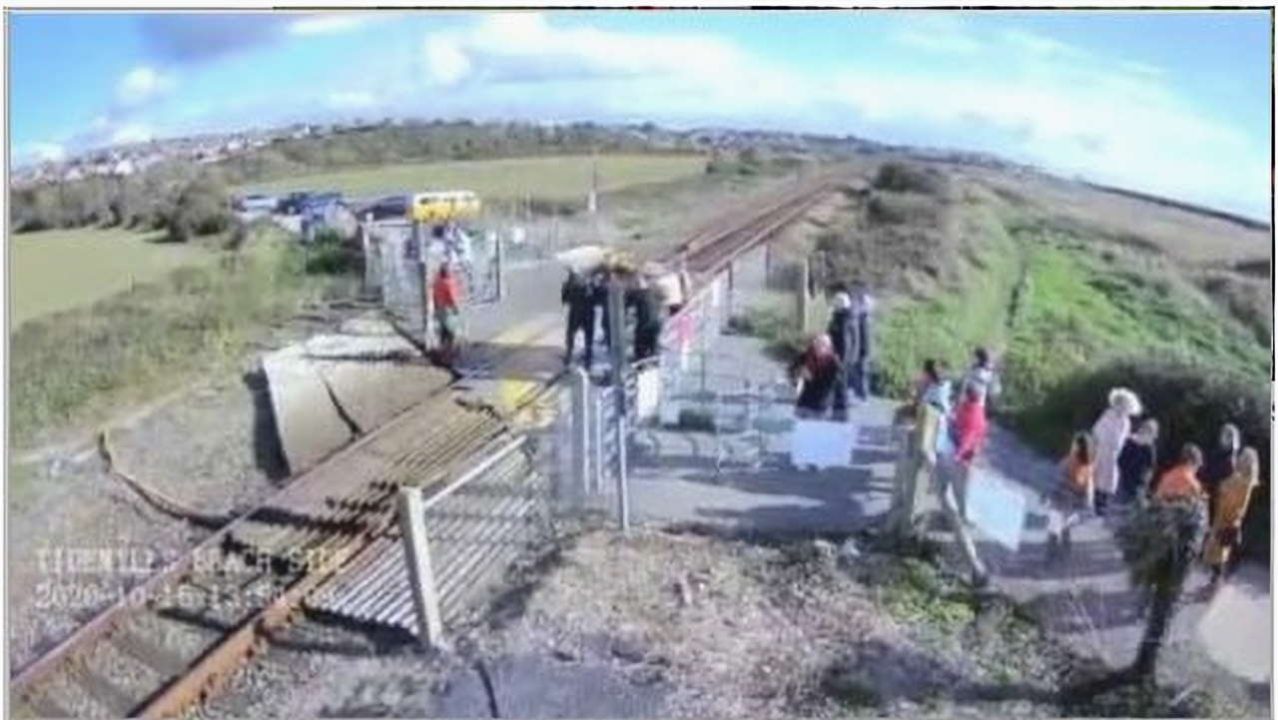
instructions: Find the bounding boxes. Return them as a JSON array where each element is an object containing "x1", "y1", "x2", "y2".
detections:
[
  {"x1": 966, "y1": 167, "x2": 1271, "y2": 265},
  {"x1": 239, "y1": 153, "x2": 707, "y2": 201},
  {"x1": 12, "y1": 227, "x2": 220, "y2": 328},
  {"x1": 10, "y1": 225, "x2": 335, "y2": 451}
]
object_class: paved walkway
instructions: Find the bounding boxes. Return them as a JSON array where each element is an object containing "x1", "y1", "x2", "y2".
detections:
[{"x1": 621, "y1": 300, "x2": 1271, "y2": 707}]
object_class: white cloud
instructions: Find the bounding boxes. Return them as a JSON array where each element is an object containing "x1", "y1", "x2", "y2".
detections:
[
  {"x1": 115, "y1": 66, "x2": 174, "y2": 109},
  {"x1": 1000, "y1": 29, "x2": 1089, "y2": 61},
  {"x1": 892, "y1": 17, "x2": 985, "y2": 56},
  {"x1": 327, "y1": 91, "x2": 378, "y2": 110},
  {"x1": 404, "y1": 14, "x2": 1262, "y2": 217},
  {"x1": 110, "y1": 124, "x2": 153, "y2": 144},
  {"x1": 421, "y1": 13, "x2": 749, "y2": 88},
  {"x1": 288, "y1": 14, "x2": 371, "y2": 37}
]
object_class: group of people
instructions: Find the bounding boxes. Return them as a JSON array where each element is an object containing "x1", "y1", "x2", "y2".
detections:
[
  {"x1": 561, "y1": 267, "x2": 670, "y2": 370},
  {"x1": 891, "y1": 348, "x2": 1004, "y2": 587},
  {"x1": 1049, "y1": 388, "x2": 1259, "y2": 591},
  {"x1": 891, "y1": 346, "x2": 1261, "y2": 594},
  {"x1": 788, "y1": 286, "x2": 876, "y2": 418}
]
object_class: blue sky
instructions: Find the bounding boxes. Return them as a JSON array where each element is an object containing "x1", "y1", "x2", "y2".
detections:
[{"x1": 9, "y1": 10, "x2": 1273, "y2": 218}]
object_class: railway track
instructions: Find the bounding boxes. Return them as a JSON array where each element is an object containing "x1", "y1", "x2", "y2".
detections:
[{"x1": 9, "y1": 172, "x2": 842, "y2": 719}]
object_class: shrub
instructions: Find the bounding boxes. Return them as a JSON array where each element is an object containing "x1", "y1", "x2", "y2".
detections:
[
  {"x1": 304, "y1": 228, "x2": 357, "y2": 275},
  {"x1": 866, "y1": 191, "x2": 945, "y2": 227},
  {"x1": 873, "y1": 161, "x2": 951, "y2": 196},
  {"x1": 1011, "y1": 357, "x2": 1269, "y2": 558},
  {"x1": 165, "y1": 176, "x2": 232, "y2": 242}
]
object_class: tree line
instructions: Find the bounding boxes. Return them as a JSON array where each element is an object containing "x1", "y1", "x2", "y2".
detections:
[{"x1": 10, "y1": 121, "x2": 701, "y2": 238}]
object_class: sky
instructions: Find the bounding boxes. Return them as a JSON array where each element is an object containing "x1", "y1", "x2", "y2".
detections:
[{"x1": 8, "y1": 10, "x2": 1273, "y2": 219}]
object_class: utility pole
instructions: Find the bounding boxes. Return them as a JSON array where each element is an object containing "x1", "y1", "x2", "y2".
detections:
[
  {"x1": 607, "y1": 279, "x2": 630, "y2": 533},
  {"x1": 587, "y1": 150, "x2": 599, "y2": 215}
]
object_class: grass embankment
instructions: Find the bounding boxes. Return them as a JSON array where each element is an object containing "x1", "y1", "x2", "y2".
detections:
[
  {"x1": 238, "y1": 153, "x2": 706, "y2": 201},
  {"x1": 12, "y1": 227, "x2": 220, "y2": 328},
  {"x1": 10, "y1": 223, "x2": 341, "y2": 452}
]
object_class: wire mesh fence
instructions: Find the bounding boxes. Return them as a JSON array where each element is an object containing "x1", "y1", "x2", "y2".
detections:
[{"x1": 363, "y1": 220, "x2": 505, "y2": 336}]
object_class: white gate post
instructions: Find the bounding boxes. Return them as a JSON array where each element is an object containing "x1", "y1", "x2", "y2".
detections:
[
  {"x1": 398, "y1": 487, "x2": 444, "y2": 648},
  {"x1": 570, "y1": 367, "x2": 591, "y2": 498}
]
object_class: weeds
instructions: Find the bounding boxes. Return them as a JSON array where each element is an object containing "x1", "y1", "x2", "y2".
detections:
[{"x1": 10, "y1": 226, "x2": 342, "y2": 449}]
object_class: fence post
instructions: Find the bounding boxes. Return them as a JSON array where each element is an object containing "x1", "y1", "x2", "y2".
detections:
[
  {"x1": 397, "y1": 487, "x2": 444, "y2": 648},
  {"x1": 606, "y1": 281, "x2": 631, "y2": 533},
  {"x1": 414, "y1": 221, "x2": 434, "y2": 349},
  {"x1": 592, "y1": 388, "x2": 605, "y2": 494},
  {"x1": 797, "y1": 255, "x2": 811, "y2": 332},
  {"x1": 360, "y1": 213, "x2": 374, "y2": 296},
  {"x1": 494, "y1": 230, "x2": 505, "y2": 302},
  {"x1": 570, "y1": 368, "x2": 590, "y2": 498}
]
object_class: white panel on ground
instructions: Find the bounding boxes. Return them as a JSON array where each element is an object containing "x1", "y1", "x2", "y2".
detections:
[
  {"x1": 635, "y1": 368, "x2": 662, "y2": 423},
  {"x1": 789, "y1": 419, "x2": 855, "y2": 469},
  {"x1": 966, "y1": 469, "x2": 1028, "y2": 551},
  {"x1": 264, "y1": 314, "x2": 446, "y2": 475},
  {"x1": 306, "y1": 324, "x2": 447, "y2": 430},
  {"x1": 262, "y1": 344, "x2": 354, "y2": 475}
]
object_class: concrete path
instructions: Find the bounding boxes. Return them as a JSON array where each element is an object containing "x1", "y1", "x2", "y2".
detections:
[
  {"x1": 628, "y1": 331, "x2": 898, "y2": 535},
  {"x1": 619, "y1": 296, "x2": 1271, "y2": 706}
]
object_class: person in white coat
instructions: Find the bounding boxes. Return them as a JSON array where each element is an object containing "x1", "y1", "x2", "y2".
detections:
[{"x1": 1090, "y1": 387, "x2": 1143, "y2": 517}]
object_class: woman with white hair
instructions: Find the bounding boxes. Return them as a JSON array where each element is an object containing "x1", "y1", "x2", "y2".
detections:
[{"x1": 1091, "y1": 388, "x2": 1143, "y2": 516}]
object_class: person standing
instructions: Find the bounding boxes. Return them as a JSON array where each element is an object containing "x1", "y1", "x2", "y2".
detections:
[
  {"x1": 790, "y1": 334, "x2": 847, "y2": 419},
  {"x1": 591, "y1": 269, "x2": 612, "y2": 353},
  {"x1": 1091, "y1": 388, "x2": 1142, "y2": 517},
  {"x1": 919, "y1": 359, "x2": 954, "y2": 420},
  {"x1": 432, "y1": 262, "x2": 463, "y2": 364},
  {"x1": 629, "y1": 275, "x2": 664, "y2": 361},
  {"x1": 1116, "y1": 419, "x2": 1159, "y2": 505},
  {"x1": 949, "y1": 383, "x2": 989, "y2": 521},
  {"x1": 849, "y1": 289, "x2": 874, "y2": 401},
  {"x1": 1153, "y1": 444, "x2": 1206, "y2": 502},
  {"x1": 827, "y1": 291, "x2": 855, "y2": 386},
  {"x1": 561, "y1": 269, "x2": 596, "y2": 367},
  {"x1": 889, "y1": 380, "x2": 945, "y2": 539},
  {"x1": 1203, "y1": 447, "x2": 1260, "y2": 590},
  {"x1": 962, "y1": 347, "x2": 1002, "y2": 406},
  {"x1": 1046, "y1": 432, "x2": 1096, "y2": 562},
  {"x1": 933, "y1": 383, "x2": 990, "y2": 587},
  {"x1": 1202, "y1": 423, "x2": 1241, "y2": 525}
]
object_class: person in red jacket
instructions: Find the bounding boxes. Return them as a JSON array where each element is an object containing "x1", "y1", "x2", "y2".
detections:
[
  {"x1": 432, "y1": 262, "x2": 463, "y2": 363},
  {"x1": 952, "y1": 384, "x2": 989, "y2": 468},
  {"x1": 933, "y1": 383, "x2": 990, "y2": 588}
]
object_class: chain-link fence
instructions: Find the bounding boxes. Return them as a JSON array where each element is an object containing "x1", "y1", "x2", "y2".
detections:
[{"x1": 362, "y1": 220, "x2": 505, "y2": 336}]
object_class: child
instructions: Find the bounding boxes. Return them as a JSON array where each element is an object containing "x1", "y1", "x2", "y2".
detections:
[{"x1": 1046, "y1": 432, "x2": 1095, "y2": 561}]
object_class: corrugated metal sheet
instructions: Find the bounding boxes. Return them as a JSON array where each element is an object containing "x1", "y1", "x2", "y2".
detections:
[{"x1": 305, "y1": 441, "x2": 550, "y2": 634}]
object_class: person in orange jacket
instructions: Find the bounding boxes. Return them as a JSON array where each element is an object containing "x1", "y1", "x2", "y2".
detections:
[
  {"x1": 1153, "y1": 443, "x2": 1205, "y2": 502},
  {"x1": 1046, "y1": 431, "x2": 1096, "y2": 561},
  {"x1": 1203, "y1": 447, "x2": 1260, "y2": 589}
]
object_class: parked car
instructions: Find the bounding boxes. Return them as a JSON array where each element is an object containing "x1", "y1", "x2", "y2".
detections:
[
  {"x1": 280, "y1": 190, "x2": 343, "y2": 215},
  {"x1": 408, "y1": 190, "x2": 481, "y2": 223},
  {"x1": 233, "y1": 193, "x2": 279, "y2": 213}
]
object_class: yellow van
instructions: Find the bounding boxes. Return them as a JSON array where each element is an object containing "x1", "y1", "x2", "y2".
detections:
[{"x1": 408, "y1": 190, "x2": 481, "y2": 223}]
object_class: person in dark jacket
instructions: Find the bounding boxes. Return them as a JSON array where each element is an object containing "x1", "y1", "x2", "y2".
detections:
[
  {"x1": 561, "y1": 269, "x2": 596, "y2": 367},
  {"x1": 827, "y1": 291, "x2": 855, "y2": 382},
  {"x1": 1116, "y1": 418, "x2": 1159, "y2": 505},
  {"x1": 591, "y1": 269, "x2": 612, "y2": 352},
  {"x1": 1201, "y1": 423, "x2": 1241, "y2": 521},
  {"x1": 790, "y1": 334, "x2": 848, "y2": 419},
  {"x1": 628, "y1": 275, "x2": 664, "y2": 361}
]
